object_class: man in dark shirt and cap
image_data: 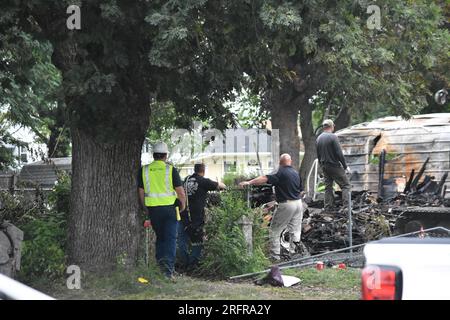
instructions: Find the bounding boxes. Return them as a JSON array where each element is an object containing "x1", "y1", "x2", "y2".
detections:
[
  {"x1": 239, "y1": 154, "x2": 305, "y2": 262},
  {"x1": 178, "y1": 163, "x2": 226, "y2": 270},
  {"x1": 316, "y1": 119, "x2": 351, "y2": 210}
]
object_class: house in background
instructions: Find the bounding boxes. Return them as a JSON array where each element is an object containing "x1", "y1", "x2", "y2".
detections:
[
  {"x1": 141, "y1": 129, "x2": 278, "y2": 181},
  {"x1": 10, "y1": 128, "x2": 284, "y2": 188},
  {"x1": 18, "y1": 157, "x2": 71, "y2": 189},
  {"x1": 176, "y1": 128, "x2": 279, "y2": 180},
  {"x1": 2, "y1": 126, "x2": 47, "y2": 169}
]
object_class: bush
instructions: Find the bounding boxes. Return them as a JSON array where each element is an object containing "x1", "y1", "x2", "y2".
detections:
[
  {"x1": 47, "y1": 171, "x2": 71, "y2": 215},
  {"x1": 198, "y1": 190, "x2": 269, "y2": 278},
  {"x1": 17, "y1": 173, "x2": 71, "y2": 283},
  {"x1": 0, "y1": 191, "x2": 42, "y2": 227},
  {"x1": 19, "y1": 213, "x2": 67, "y2": 282},
  {"x1": 222, "y1": 172, "x2": 256, "y2": 187}
]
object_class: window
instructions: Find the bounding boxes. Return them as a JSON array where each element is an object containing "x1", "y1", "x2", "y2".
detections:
[
  {"x1": 224, "y1": 161, "x2": 237, "y2": 173},
  {"x1": 20, "y1": 153, "x2": 28, "y2": 163}
]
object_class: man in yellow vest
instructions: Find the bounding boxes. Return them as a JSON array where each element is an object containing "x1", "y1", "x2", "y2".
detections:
[{"x1": 138, "y1": 142, "x2": 186, "y2": 279}]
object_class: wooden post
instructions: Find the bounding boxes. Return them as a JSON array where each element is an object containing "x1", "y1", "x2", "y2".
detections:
[{"x1": 238, "y1": 216, "x2": 253, "y2": 255}]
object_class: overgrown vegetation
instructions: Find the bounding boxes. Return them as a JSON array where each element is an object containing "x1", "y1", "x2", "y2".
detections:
[
  {"x1": 222, "y1": 172, "x2": 256, "y2": 187},
  {"x1": 0, "y1": 172, "x2": 71, "y2": 283},
  {"x1": 198, "y1": 191, "x2": 269, "y2": 278},
  {"x1": 0, "y1": 190, "x2": 41, "y2": 226},
  {"x1": 19, "y1": 212, "x2": 67, "y2": 282}
]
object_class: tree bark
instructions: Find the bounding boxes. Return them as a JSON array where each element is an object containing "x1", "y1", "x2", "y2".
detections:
[
  {"x1": 299, "y1": 102, "x2": 318, "y2": 186},
  {"x1": 68, "y1": 127, "x2": 145, "y2": 271},
  {"x1": 334, "y1": 106, "x2": 351, "y2": 131},
  {"x1": 268, "y1": 90, "x2": 301, "y2": 170}
]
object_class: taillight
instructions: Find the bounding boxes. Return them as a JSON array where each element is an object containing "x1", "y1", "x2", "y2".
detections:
[{"x1": 361, "y1": 265, "x2": 403, "y2": 300}]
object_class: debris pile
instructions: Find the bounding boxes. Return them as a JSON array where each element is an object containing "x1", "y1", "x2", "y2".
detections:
[
  {"x1": 301, "y1": 156, "x2": 450, "y2": 255},
  {"x1": 385, "y1": 156, "x2": 448, "y2": 206},
  {"x1": 301, "y1": 192, "x2": 395, "y2": 255}
]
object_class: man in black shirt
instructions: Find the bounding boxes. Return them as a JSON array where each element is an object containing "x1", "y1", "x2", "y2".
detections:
[
  {"x1": 239, "y1": 154, "x2": 305, "y2": 261},
  {"x1": 316, "y1": 119, "x2": 351, "y2": 210},
  {"x1": 178, "y1": 163, "x2": 226, "y2": 270}
]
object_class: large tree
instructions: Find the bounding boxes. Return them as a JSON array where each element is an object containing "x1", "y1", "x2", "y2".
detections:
[{"x1": 1, "y1": 0, "x2": 252, "y2": 270}]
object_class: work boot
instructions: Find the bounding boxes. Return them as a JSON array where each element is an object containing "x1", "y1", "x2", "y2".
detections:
[{"x1": 292, "y1": 241, "x2": 311, "y2": 257}]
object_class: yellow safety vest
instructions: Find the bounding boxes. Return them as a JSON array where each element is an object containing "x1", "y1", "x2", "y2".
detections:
[{"x1": 142, "y1": 161, "x2": 177, "y2": 207}]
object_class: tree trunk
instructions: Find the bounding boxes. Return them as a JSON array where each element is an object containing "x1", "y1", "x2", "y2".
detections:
[
  {"x1": 334, "y1": 106, "x2": 351, "y2": 131},
  {"x1": 67, "y1": 127, "x2": 145, "y2": 271},
  {"x1": 299, "y1": 102, "x2": 318, "y2": 185},
  {"x1": 269, "y1": 91, "x2": 301, "y2": 169}
]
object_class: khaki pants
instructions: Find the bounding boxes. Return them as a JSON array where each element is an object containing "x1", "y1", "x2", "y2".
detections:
[{"x1": 270, "y1": 199, "x2": 304, "y2": 256}]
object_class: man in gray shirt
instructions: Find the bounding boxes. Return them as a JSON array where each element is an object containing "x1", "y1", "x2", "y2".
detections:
[{"x1": 316, "y1": 119, "x2": 351, "y2": 210}]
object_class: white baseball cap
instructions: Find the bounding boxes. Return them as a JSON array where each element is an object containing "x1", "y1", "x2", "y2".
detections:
[
  {"x1": 322, "y1": 119, "x2": 335, "y2": 128},
  {"x1": 153, "y1": 142, "x2": 169, "y2": 154}
]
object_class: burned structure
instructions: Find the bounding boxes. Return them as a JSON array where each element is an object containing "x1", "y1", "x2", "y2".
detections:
[
  {"x1": 299, "y1": 114, "x2": 450, "y2": 255},
  {"x1": 337, "y1": 113, "x2": 450, "y2": 198}
]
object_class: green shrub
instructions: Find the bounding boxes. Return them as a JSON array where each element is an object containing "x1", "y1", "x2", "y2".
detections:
[
  {"x1": 222, "y1": 172, "x2": 256, "y2": 187},
  {"x1": 47, "y1": 171, "x2": 71, "y2": 215},
  {"x1": 19, "y1": 212, "x2": 67, "y2": 282},
  {"x1": 198, "y1": 190, "x2": 269, "y2": 278},
  {"x1": 17, "y1": 173, "x2": 71, "y2": 283},
  {"x1": 0, "y1": 190, "x2": 44, "y2": 227}
]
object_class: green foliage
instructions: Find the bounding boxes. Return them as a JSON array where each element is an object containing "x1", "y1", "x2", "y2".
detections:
[
  {"x1": 0, "y1": 174, "x2": 71, "y2": 283},
  {"x1": 19, "y1": 212, "x2": 67, "y2": 282},
  {"x1": 198, "y1": 191, "x2": 269, "y2": 278},
  {"x1": 222, "y1": 172, "x2": 256, "y2": 187},
  {"x1": 228, "y1": 91, "x2": 270, "y2": 129},
  {"x1": 369, "y1": 153, "x2": 400, "y2": 165},
  {"x1": 0, "y1": 191, "x2": 42, "y2": 226},
  {"x1": 0, "y1": 21, "x2": 61, "y2": 129},
  {"x1": 0, "y1": 7, "x2": 67, "y2": 158},
  {"x1": 47, "y1": 171, "x2": 71, "y2": 215},
  {"x1": 0, "y1": 119, "x2": 27, "y2": 170}
]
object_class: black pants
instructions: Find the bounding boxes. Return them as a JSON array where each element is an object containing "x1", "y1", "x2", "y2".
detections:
[{"x1": 322, "y1": 165, "x2": 351, "y2": 209}]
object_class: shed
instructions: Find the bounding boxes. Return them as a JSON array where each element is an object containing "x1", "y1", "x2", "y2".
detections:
[{"x1": 337, "y1": 114, "x2": 450, "y2": 196}]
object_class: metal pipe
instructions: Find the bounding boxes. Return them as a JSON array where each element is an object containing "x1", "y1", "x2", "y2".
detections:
[
  {"x1": 314, "y1": 159, "x2": 319, "y2": 201},
  {"x1": 348, "y1": 190, "x2": 353, "y2": 258},
  {"x1": 378, "y1": 149, "x2": 386, "y2": 199}
]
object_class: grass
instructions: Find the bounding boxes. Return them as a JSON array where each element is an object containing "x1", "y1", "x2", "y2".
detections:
[{"x1": 35, "y1": 264, "x2": 361, "y2": 300}]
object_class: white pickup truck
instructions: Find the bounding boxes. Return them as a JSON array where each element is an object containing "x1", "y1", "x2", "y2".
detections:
[{"x1": 362, "y1": 237, "x2": 450, "y2": 300}]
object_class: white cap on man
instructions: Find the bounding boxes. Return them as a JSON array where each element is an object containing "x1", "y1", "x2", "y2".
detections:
[
  {"x1": 322, "y1": 119, "x2": 335, "y2": 128},
  {"x1": 153, "y1": 142, "x2": 169, "y2": 154}
]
